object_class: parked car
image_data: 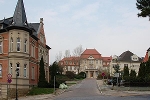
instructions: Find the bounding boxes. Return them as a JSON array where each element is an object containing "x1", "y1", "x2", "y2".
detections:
[
  {"x1": 107, "y1": 79, "x2": 113, "y2": 85},
  {"x1": 120, "y1": 80, "x2": 125, "y2": 86}
]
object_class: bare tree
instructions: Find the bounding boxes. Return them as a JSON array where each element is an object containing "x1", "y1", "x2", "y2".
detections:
[
  {"x1": 64, "y1": 50, "x2": 70, "y2": 58},
  {"x1": 73, "y1": 45, "x2": 84, "y2": 57},
  {"x1": 63, "y1": 50, "x2": 71, "y2": 72},
  {"x1": 55, "y1": 51, "x2": 62, "y2": 62},
  {"x1": 73, "y1": 45, "x2": 84, "y2": 74}
]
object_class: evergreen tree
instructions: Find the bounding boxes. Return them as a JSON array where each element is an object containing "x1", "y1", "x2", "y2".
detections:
[
  {"x1": 130, "y1": 70, "x2": 137, "y2": 78},
  {"x1": 49, "y1": 61, "x2": 60, "y2": 81},
  {"x1": 123, "y1": 66, "x2": 129, "y2": 80},
  {"x1": 138, "y1": 62, "x2": 146, "y2": 78},
  {"x1": 136, "y1": 0, "x2": 150, "y2": 20},
  {"x1": 38, "y1": 57, "x2": 48, "y2": 88},
  {"x1": 145, "y1": 56, "x2": 150, "y2": 77}
]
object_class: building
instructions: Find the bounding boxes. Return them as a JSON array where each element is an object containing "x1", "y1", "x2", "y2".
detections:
[
  {"x1": 143, "y1": 48, "x2": 150, "y2": 62},
  {"x1": 110, "y1": 51, "x2": 142, "y2": 77},
  {"x1": 59, "y1": 57, "x2": 80, "y2": 74},
  {"x1": 0, "y1": 0, "x2": 51, "y2": 98},
  {"x1": 60, "y1": 49, "x2": 112, "y2": 78}
]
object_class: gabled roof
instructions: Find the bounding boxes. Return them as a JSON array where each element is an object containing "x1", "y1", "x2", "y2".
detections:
[
  {"x1": 61, "y1": 57, "x2": 80, "y2": 61},
  {"x1": 81, "y1": 49, "x2": 102, "y2": 59},
  {"x1": 12, "y1": 0, "x2": 28, "y2": 26},
  {"x1": 119, "y1": 50, "x2": 142, "y2": 62},
  {"x1": 82, "y1": 49, "x2": 101, "y2": 55}
]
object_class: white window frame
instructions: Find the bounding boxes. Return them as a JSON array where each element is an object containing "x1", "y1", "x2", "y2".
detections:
[
  {"x1": 17, "y1": 37, "x2": 21, "y2": 52},
  {"x1": 10, "y1": 63, "x2": 13, "y2": 74},
  {"x1": 24, "y1": 64, "x2": 27, "y2": 78},
  {"x1": 24, "y1": 39, "x2": 27, "y2": 53},
  {"x1": 0, "y1": 41, "x2": 3, "y2": 54},
  {"x1": 10, "y1": 38, "x2": 13, "y2": 52},
  {"x1": 32, "y1": 67, "x2": 35, "y2": 79}
]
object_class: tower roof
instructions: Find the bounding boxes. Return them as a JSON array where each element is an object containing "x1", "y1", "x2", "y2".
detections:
[{"x1": 12, "y1": 0, "x2": 28, "y2": 26}]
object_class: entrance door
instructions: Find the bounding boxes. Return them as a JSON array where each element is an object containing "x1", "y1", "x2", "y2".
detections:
[{"x1": 90, "y1": 71, "x2": 94, "y2": 78}]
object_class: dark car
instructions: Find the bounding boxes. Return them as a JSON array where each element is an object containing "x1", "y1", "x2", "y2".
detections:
[{"x1": 107, "y1": 79, "x2": 113, "y2": 85}]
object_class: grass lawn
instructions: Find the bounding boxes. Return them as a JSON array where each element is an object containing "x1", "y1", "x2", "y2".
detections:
[{"x1": 27, "y1": 87, "x2": 54, "y2": 95}]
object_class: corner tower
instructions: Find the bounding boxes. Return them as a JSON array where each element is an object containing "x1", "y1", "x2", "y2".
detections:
[{"x1": 12, "y1": 0, "x2": 28, "y2": 26}]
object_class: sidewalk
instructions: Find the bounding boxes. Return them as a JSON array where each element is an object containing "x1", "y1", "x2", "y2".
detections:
[
  {"x1": 96, "y1": 79, "x2": 150, "y2": 97},
  {"x1": 10, "y1": 88, "x2": 66, "y2": 100},
  {"x1": 10, "y1": 81, "x2": 81, "y2": 100}
]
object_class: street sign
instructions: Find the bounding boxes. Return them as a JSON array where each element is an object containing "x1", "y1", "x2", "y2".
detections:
[
  {"x1": 7, "y1": 79, "x2": 12, "y2": 83},
  {"x1": 102, "y1": 72, "x2": 105, "y2": 77},
  {"x1": 114, "y1": 73, "x2": 119, "y2": 77},
  {"x1": 7, "y1": 74, "x2": 12, "y2": 79}
]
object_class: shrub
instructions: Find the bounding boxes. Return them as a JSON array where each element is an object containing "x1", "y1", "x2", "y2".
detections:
[{"x1": 66, "y1": 71, "x2": 75, "y2": 79}]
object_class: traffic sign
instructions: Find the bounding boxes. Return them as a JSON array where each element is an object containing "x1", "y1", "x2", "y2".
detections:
[
  {"x1": 7, "y1": 73, "x2": 12, "y2": 79},
  {"x1": 7, "y1": 79, "x2": 12, "y2": 83},
  {"x1": 102, "y1": 72, "x2": 105, "y2": 77}
]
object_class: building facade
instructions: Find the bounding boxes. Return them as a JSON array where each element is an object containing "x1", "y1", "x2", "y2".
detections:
[
  {"x1": 60, "y1": 49, "x2": 112, "y2": 78},
  {"x1": 110, "y1": 51, "x2": 142, "y2": 77},
  {"x1": 0, "y1": 0, "x2": 51, "y2": 98}
]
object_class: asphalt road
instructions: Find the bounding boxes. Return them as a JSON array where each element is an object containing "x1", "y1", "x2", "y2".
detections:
[{"x1": 54, "y1": 78, "x2": 150, "y2": 100}]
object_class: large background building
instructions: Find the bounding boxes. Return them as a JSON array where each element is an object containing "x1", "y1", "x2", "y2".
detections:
[
  {"x1": 60, "y1": 49, "x2": 112, "y2": 78},
  {"x1": 110, "y1": 50, "x2": 142, "y2": 77},
  {"x1": 0, "y1": 0, "x2": 50, "y2": 98}
]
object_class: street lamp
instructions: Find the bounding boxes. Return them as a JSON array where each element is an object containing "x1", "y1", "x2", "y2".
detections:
[{"x1": 15, "y1": 68, "x2": 19, "y2": 100}]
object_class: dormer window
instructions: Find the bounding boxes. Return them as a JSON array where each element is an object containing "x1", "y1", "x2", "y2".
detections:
[{"x1": 131, "y1": 55, "x2": 139, "y2": 61}]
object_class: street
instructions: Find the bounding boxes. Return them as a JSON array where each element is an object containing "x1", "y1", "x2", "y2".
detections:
[{"x1": 54, "y1": 78, "x2": 150, "y2": 100}]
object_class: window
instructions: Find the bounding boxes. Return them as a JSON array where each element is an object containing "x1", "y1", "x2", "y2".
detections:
[
  {"x1": 16, "y1": 63, "x2": 20, "y2": 76},
  {"x1": 10, "y1": 63, "x2": 13, "y2": 74},
  {"x1": 0, "y1": 65, "x2": 2, "y2": 77},
  {"x1": 24, "y1": 39, "x2": 27, "y2": 52},
  {"x1": 96, "y1": 60, "x2": 98, "y2": 64},
  {"x1": 124, "y1": 64, "x2": 128, "y2": 67},
  {"x1": 31, "y1": 45, "x2": 35, "y2": 57},
  {"x1": 24, "y1": 64, "x2": 27, "y2": 77},
  {"x1": 10, "y1": 38, "x2": 13, "y2": 51},
  {"x1": 0, "y1": 41, "x2": 2, "y2": 53},
  {"x1": 17, "y1": 38, "x2": 20, "y2": 51},
  {"x1": 32, "y1": 67, "x2": 35, "y2": 79},
  {"x1": 0, "y1": 25, "x2": 2, "y2": 29}
]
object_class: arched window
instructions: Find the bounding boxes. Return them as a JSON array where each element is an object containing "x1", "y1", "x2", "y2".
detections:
[
  {"x1": 10, "y1": 63, "x2": 13, "y2": 74},
  {"x1": 10, "y1": 38, "x2": 13, "y2": 51},
  {"x1": 24, "y1": 64, "x2": 27, "y2": 77},
  {"x1": 17, "y1": 37, "x2": 20, "y2": 51},
  {"x1": 0, "y1": 64, "x2": 2, "y2": 77},
  {"x1": 24, "y1": 39, "x2": 27, "y2": 52}
]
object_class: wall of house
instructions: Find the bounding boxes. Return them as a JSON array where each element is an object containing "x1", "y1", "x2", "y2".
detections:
[{"x1": 0, "y1": 32, "x2": 9, "y2": 83}]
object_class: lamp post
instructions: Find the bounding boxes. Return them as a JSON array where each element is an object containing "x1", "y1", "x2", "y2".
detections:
[{"x1": 15, "y1": 68, "x2": 19, "y2": 100}]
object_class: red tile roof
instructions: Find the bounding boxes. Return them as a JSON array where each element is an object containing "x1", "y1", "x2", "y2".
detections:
[
  {"x1": 81, "y1": 49, "x2": 102, "y2": 59},
  {"x1": 60, "y1": 57, "x2": 80, "y2": 61},
  {"x1": 143, "y1": 52, "x2": 148, "y2": 62},
  {"x1": 102, "y1": 57, "x2": 112, "y2": 62}
]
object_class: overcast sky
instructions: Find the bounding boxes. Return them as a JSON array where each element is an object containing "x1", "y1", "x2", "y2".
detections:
[{"x1": 0, "y1": 0, "x2": 150, "y2": 64}]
